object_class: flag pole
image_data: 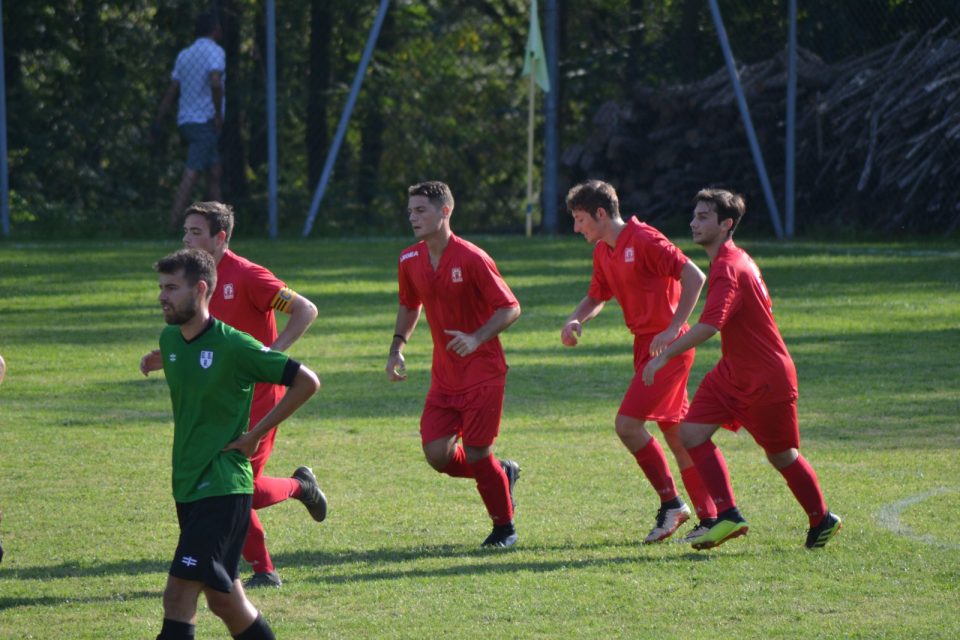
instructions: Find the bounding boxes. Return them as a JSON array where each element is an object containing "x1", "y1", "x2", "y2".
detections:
[{"x1": 525, "y1": 69, "x2": 535, "y2": 238}]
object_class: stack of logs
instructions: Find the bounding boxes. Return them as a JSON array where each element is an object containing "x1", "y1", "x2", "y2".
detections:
[{"x1": 561, "y1": 26, "x2": 960, "y2": 235}]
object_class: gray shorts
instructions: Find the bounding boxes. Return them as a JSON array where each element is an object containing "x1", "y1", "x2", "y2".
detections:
[{"x1": 179, "y1": 121, "x2": 221, "y2": 171}]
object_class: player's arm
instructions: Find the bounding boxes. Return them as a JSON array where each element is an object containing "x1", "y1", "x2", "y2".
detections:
[
  {"x1": 649, "y1": 260, "x2": 707, "y2": 356},
  {"x1": 386, "y1": 305, "x2": 421, "y2": 381},
  {"x1": 444, "y1": 304, "x2": 521, "y2": 358},
  {"x1": 209, "y1": 70, "x2": 223, "y2": 129},
  {"x1": 224, "y1": 362, "x2": 320, "y2": 458},
  {"x1": 140, "y1": 349, "x2": 163, "y2": 377},
  {"x1": 561, "y1": 295, "x2": 605, "y2": 347},
  {"x1": 269, "y1": 288, "x2": 318, "y2": 353},
  {"x1": 642, "y1": 322, "x2": 717, "y2": 385}
]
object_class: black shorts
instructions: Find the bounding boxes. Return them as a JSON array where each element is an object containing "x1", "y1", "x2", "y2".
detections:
[{"x1": 169, "y1": 494, "x2": 252, "y2": 593}]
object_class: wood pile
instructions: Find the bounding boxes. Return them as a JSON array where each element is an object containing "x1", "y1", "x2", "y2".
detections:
[{"x1": 561, "y1": 25, "x2": 960, "y2": 235}]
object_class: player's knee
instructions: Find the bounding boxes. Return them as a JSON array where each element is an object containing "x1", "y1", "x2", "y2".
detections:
[
  {"x1": 422, "y1": 449, "x2": 449, "y2": 471},
  {"x1": 615, "y1": 416, "x2": 647, "y2": 443}
]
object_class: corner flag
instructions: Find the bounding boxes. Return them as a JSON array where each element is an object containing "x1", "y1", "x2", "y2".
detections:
[{"x1": 522, "y1": 0, "x2": 550, "y2": 93}]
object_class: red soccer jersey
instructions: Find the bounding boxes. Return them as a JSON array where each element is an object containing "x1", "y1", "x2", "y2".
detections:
[
  {"x1": 588, "y1": 217, "x2": 690, "y2": 336},
  {"x1": 698, "y1": 240, "x2": 798, "y2": 404},
  {"x1": 397, "y1": 235, "x2": 519, "y2": 394},
  {"x1": 210, "y1": 249, "x2": 286, "y2": 419}
]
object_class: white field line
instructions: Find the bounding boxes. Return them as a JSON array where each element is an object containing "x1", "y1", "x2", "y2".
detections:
[{"x1": 875, "y1": 487, "x2": 960, "y2": 549}]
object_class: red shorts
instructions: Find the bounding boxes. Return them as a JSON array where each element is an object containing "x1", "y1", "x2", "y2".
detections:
[
  {"x1": 619, "y1": 333, "x2": 693, "y2": 425},
  {"x1": 248, "y1": 388, "x2": 284, "y2": 478},
  {"x1": 420, "y1": 380, "x2": 505, "y2": 448},
  {"x1": 686, "y1": 368, "x2": 800, "y2": 453}
]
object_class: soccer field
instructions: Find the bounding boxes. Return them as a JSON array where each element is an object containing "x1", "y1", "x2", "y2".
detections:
[{"x1": 0, "y1": 236, "x2": 958, "y2": 639}]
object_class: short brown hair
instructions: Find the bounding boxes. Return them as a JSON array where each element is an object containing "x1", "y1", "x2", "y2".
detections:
[
  {"x1": 408, "y1": 181, "x2": 454, "y2": 210},
  {"x1": 154, "y1": 248, "x2": 217, "y2": 300},
  {"x1": 694, "y1": 188, "x2": 746, "y2": 236},
  {"x1": 565, "y1": 180, "x2": 620, "y2": 220},
  {"x1": 183, "y1": 201, "x2": 235, "y2": 242}
]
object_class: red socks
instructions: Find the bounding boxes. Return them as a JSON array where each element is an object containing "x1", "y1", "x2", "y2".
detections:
[
  {"x1": 687, "y1": 440, "x2": 737, "y2": 513},
  {"x1": 468, "y1": 454, "x2": 513, "y2": 525},
  {"x1": 252, "y1": 476, "x2": 300, "y2": 510},
  {"x1": 242, "y1": 509, "x2": 274, "y2": 574},
  {"x1": 779, "y1": 455, "x2": 828, "y2": 526},
  {"x1": 633, "y1": 438, "x2": 678, "y2": 502},
  {"x1": 680, "y1": 465, "x2": 717, "y2": 520},
  {"x1": 440, "y1": 445, "x2": 474, "y2": 478}
]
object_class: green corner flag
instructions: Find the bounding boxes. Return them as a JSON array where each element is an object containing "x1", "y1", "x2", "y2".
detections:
[{"x1": 523, "y1": 0, "x2": 550, "y2": 93}]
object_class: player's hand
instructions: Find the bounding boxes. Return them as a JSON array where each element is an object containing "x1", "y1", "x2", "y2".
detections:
[
  {"x1": 386, "y1": 351, "x2": 407, "y2": 382},
  {"x1": 140, "y1": 349, "x2": 163, "y2": 376},
  {"x1": 444, "y1": 329, "x2": 480, "y2": 357},
  {"x1": 561, "y1": 320, "x2": 582, "y2": 347},
  {"x1": 649, "y1": 326, "x2": 681, "y2": 357},
  {"x1": 642, "y1": 354, "x2": 666, "y2": 386},
  {"x1": 223, "y1": 432, "x2": 259, "y2": 458}
]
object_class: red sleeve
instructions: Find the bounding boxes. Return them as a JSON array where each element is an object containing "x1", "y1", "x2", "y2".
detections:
[
  {"x1": 471, "y1": 251, "x2": 518, "y2": 309},
  {"x1": 397, "y1": 259, "x2": 421, "y2": 310},
  {"x1": 698, "y1": 262, "x2": 740, "y2": 330},
  {"x1": 587, "y1": 246, "x2": 613, "y2": 302},
  {"x1": 639, "y1": 233, "x2": 688, "y2": 280},
  {"x1": 242, "y1": 262, "x2": 286, "y2": 314}
]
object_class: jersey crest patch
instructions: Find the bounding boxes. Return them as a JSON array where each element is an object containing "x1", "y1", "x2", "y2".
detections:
[
  {"x1": 451, "y1": 267, "x2": 463, "y2": 283},
  {"x1": 624, "y1": 247, "x2": 635, "y2": 263},
  {"x1": 223, "y1": 283, "x2": 235, "y2": 300},
  {"x1": 199, "y1": 350, "x2": 214, "y2": 369}
]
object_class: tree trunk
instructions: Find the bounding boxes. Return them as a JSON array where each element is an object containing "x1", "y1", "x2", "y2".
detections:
[
  {"x1": 220, "y1": 0, "x2": 248, "y2": 204},
  {"x1": 307, "y1": 0, "x2": 334, "y2": 189}
]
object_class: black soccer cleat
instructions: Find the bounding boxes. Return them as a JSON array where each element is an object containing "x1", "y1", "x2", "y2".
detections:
[
  {"x1": 293, "y1": 466, "x2": 328, "y2": 523},
  {"x1": 244, "y1": 570, "x2": 282, "y2": 589},
  {"x1": 500, "y1": 459, "x2": 521, "y2": 510},
  {"x1": 481, "y1": 523, "x2": 518, "y2": 549},
  {"x1": 805, "y1": 511, "x2": 842, "y2": 549}
]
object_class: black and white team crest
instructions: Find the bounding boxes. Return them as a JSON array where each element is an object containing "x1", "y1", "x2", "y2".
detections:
[{"x1": 199, "y1": 350, "x2": 214, "y2": 369}]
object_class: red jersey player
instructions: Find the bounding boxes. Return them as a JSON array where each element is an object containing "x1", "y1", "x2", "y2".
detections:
[
  {"x1": 560, "y1": 180, "x2": 715, "y2": 544},
  {"x1": 643, "y1": 188, "x2": 841, "y2": 550},
  {"x1": 141, "y1": 201, "x2": 325, "y2": 588},
  {"x1": 386, "y1": 181, "x2": 523, "y2": 548}
]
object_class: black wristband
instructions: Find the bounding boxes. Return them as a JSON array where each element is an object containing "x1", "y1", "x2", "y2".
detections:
[{"x1": 393, "y1": 333, "x2": 407, "y2": 344}]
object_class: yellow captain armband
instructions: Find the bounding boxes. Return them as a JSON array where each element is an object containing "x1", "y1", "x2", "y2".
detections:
[{"x1": 270, "y1": 287, "x2": 298, "y2": 313}]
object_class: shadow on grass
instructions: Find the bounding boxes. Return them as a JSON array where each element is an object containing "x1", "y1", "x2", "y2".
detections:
[
  {"x1": 271, "y1": 540, "x2": 720, "y2": 585},
  {"x1": 0, "y1": 590, "x2": 158, "y2": 612}
]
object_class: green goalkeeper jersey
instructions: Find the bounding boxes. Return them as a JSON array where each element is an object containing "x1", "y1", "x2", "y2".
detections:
[{"x1": 159, "y1": 318, "x2": 295, "y2": 503}]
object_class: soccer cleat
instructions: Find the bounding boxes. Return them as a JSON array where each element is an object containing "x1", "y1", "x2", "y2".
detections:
[
  {"x1": 244, "y1": 570, "x2": 282, "y2": 589},
  {"x1": 691, "y1": 515, "x2": 749, "y2": 550},
  {"x1": 292, "y1": 466, "x2": 328, "y2": 523},
  {"x1": 481, "y1": 523, "x2": 518, "y2": 549},
  {"x1": 644, "y1": 500, "x2": 691, "y2": 543},
  {"x1": 805, "y1": 511, "x2": 842, "y2": 549},
  {"x1": 500, "y1": 459, "x2": 521, "y2": 510},
  {"x1": 677, "y1": 519, "x2": 716, "y2": 544}
]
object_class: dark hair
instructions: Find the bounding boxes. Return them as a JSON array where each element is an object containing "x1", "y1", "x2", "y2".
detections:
[
  {"x1": 183, "y1": 201, "x2": 235, "y2": 242},
  {"x1": 195, "y1": 13, "x2": 219, "y2": 38},
  {"x1": 154, "y1": 249, "x2": 217, "y2": 300},
  {"x1": 408, "y1": 181, "x2": 455, "y2": 210},
  {"x1": 565, "y1": 179, "x2": 620, "y2": 220},
  {"x1": 694, "y1": 188, "x2": 746, "y2": 236}
]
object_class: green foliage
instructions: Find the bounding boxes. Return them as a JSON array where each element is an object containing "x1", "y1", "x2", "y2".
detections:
[
  {"x1": 2, "y1": 1, "x2": 956, "y2": 238},
  {"x1": 1, "y1": 237, "x2": 959, "y2": 637}
]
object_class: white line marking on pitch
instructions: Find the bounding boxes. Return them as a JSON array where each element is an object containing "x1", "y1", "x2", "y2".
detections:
[{"x1": 876, "y1": 487, "x2": 960, "y2": 549}]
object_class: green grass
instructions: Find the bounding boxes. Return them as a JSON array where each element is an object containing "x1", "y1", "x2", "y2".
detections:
[{"x1": 1, "y1": 236, "x2": 958, "y2": 639}]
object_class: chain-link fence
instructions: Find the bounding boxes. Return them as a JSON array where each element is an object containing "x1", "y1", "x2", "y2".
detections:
[
  {"x1": 560, "y1": 0, "x2": 960, "y2": 236},
  {"x1": 2, "y1": 1, "x2": 959, "y2": 238}
]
